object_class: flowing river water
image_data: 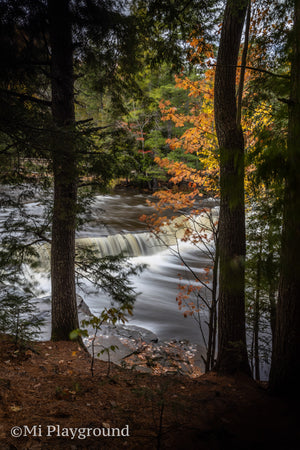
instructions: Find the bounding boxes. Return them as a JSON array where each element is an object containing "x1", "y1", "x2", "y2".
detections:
[
  {"x1": 1, "y1": 188, "x2": 271, "y2": 378},
  {"x1": 37, "y1": 192, "x2": 214, "y2": 342},
  {"x1": 1, "y1": 188, "x2": 218, "y2": 372}
]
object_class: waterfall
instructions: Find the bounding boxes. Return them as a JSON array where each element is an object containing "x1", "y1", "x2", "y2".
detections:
[
  {"x1": 35, "y1": 231, "x2": 175, "y2": 269},
  {"x1": 76, "y1": 231, "x2": 175, "y2": 258},
  {"x1": 34, "y1": 210, "x2": 218, "y2": 268}
]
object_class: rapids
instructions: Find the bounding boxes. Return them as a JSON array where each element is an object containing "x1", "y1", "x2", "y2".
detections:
[{"x1": 1, "y1": 189, "x2": 216, "y2": 349}]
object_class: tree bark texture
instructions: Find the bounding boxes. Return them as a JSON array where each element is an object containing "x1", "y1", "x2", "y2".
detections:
[
  {"x1": 269, "y1": 0, "x2": 300, "y2": 394},
  {"x1": 214, "y1": 0, "x2": 250, "y2": 374},
  {"x1": 253, "y1": 238, "x2": 262, "y2": 381},
  {"x1": 48, "y1": 0, "x2": 79, "y2": 340}
]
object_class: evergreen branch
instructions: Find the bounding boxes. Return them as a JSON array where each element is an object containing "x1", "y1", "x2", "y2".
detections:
[
  {"x1": 0, "y1": 142, "x2": 18, "y2": 155},
  {"x1": 0, "y1": 89, "x2": 52, "y2": 107},
  {"x1": 77, "y1": 180, "x2": 102, "y2": 188},
  {"x1": 22, "y1": 237, "x2": 51, "y2": 248},
  {"x1": 179, "y1": 0, "x2": 194, "y2": 14},
  {"x1": 76, "y1": 118, "x2": 94, "y2": 125},
  {"x1": 278, "y1": 97, "x2": 293, "y2": 105},
  {"x1": 81, "y1": 125, "x2": 114, "y2": 134}
]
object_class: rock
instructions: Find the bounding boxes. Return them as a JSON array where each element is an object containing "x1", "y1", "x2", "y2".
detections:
[
  {"x1": 77, "y1": 295, "x2": 92, "y2": 316},
  {"x1": 30, "y1": 294, "x2": 93, "y2": 340},
  {"x1": 101, "y1": 323, "x2": 158, "y2": 344}
]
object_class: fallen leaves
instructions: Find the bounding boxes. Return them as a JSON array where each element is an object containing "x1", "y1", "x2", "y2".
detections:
[{"x1": 9, "y1": 405, "x2": 22, "y2": 412}]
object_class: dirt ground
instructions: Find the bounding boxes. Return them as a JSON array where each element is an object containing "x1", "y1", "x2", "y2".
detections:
[{"x1": 0, "y1": 335, "x2": 298, "y2": 449}]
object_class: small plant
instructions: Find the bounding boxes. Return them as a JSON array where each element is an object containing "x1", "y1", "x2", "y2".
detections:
[
  {"x1": 132, "y1": 382, "x2": 168, "y2": 450},
  {"x1": 70, "y1": 306, "x2": 127, "y2": 376},
  {"x1": 97, "y1": 344, "x2": 118, "y2": 377},
  {"x1": 0, "y1": 286, "x2": 43, "y2": 347}
]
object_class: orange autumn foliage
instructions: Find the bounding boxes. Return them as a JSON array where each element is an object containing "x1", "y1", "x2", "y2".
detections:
[{"x1": 140, "y1": 36, "x2": 258, "y2": 321}]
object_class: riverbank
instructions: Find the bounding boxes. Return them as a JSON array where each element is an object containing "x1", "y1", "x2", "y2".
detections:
[
  {"x1": 0, "y1": 334, "x2": 298, "y2": 449},
  {"x1": 35, "y1": 295, "x2": 205, "y2": 377},
  {"x1": 2, "y1": 189, "x2": 218, "y2": 351},
  {"x1": 84, "y1": 324, "x2": 204, "y2": 377}
]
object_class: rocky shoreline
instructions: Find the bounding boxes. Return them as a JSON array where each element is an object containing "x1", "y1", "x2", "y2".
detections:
[
  {"x1": 84, "y1": 323, "x2": 204, "y2": 377},
  {"x1": 35, "y1": 295, "x2": 205, "y2": 377}
]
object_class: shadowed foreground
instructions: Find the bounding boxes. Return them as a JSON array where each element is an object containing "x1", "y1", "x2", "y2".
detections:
[{"x1": 0, "y1": 335, "x2": 298, "y2": 449}]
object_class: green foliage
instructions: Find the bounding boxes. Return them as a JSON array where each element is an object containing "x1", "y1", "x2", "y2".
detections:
[
  {"x1": 116, "y1": 64, "x2": 205, "y2": 188},
  {"x1": 0, "y1": 187, "x2": 48, "y2": 347},
  {"x1": 245, "y1": 191, "x2": 282, "y2": 377},
  {"x1": 0, "y1": 287, "x2": 43, "y2": 346},
  {"x1": 131, "y1": 0, "x2": 220, "y2": 69},
  {"x1": 71, "y1": 306, "x2": 125, "y2": 377},
  {"x1": 75, "y1": 245, "x2": 145, "y2": 307}
]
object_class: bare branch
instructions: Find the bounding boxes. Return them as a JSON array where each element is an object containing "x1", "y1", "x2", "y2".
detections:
[{"x1": 211, "y1": 63, "x2": 289, "y2": 79}]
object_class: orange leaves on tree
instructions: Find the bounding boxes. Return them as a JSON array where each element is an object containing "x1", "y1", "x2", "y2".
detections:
[
  {"x1": 176, "y1": 282, "x2": 204, "y2": 317},
  {"x1": 158, "y1": 53, "x2": 219, "y2": 197}
]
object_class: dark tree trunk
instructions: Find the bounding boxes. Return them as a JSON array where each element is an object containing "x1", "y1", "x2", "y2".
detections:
[
  {"x1": 253, "y1": 238, "x2": 262, "y2": 381},
  {"x1": 48, "y1": 0, "x2": 79, "y2": 340},
  {"x1": 206, "y1": 237, "x2": 219, "y2": 372},
  {"x1": 269, "y1": 0, "x2": 300, "y2": 394},
  {"x1": 268, "y1": 280, "x2": 277, "y2": 351},
  {"x1": 214, "y1": 0, "x2": 251, "y2": 374}
]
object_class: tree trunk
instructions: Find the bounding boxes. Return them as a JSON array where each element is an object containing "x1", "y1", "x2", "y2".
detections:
[
  {"x1": 253, "y1": 238, "x2": 262, "y2": 381},
  {"x1": 48, "y1": 0, "x2": 79, "y2": 340},
  {"x1": 268, "y1": 280, "x2": 276, "y2": 351},
  {"x1": 206, "y1": 236, "x2": 219, "y2": 372},
  {"x1": 269, "y1": 0, "x2": 300, "y2": 394},
  {"x1": 214, "y1": 0, "x2": 250, "y2": 374}
]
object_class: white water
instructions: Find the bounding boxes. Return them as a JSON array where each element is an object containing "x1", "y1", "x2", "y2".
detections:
[{"x1": 1, "y1": 190, "x2": 216, "y2": 347}]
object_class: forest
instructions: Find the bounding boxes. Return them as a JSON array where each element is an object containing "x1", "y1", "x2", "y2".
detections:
[{"x1": 0, "y1": 0, "x2": 299, "y2": 448}]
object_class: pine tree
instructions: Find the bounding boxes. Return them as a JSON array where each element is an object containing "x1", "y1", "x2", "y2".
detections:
[{"x1": 47, "y1": 0, "x2": 79, "y2": 340}]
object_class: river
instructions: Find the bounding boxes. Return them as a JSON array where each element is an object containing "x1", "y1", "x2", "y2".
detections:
[
  {"x1": 31, "y1": 191, "x2": 214, "y2": 345},
  {"x1": 1, "y1": 188, "x2": 271, "y2": 378}
]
